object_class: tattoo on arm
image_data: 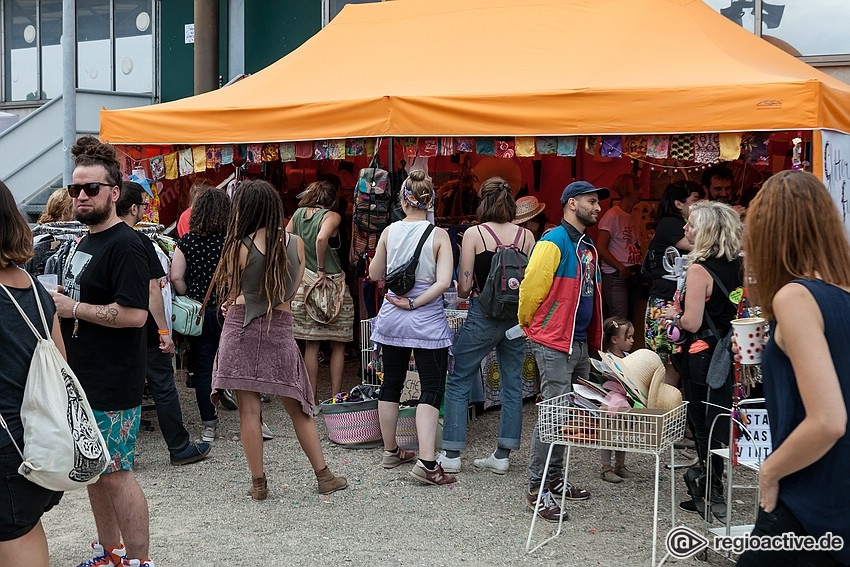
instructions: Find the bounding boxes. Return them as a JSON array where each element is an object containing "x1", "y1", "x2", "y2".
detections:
[
  {"x1": 95, "y1": 305, "x2": 119, "y2": 325},
  {"x1": 463, "y1": 270, "x2": 471, "y2": 281}
]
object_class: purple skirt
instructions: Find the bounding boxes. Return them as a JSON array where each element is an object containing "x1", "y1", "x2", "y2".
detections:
[
  {"x1": 371, "y1": 281, "x2": 453, "y2": 349},
  {"x1": 212, "y1": 305, "x2": 314, "y2": 415}
]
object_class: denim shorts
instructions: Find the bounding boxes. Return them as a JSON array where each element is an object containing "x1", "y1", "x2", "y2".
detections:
[
  {"x1": 93, "y1": 406, "x2": 141, "y2": 474},
  {"x1": 0, "y1": 443, "x2": 63, "y2": 541}
]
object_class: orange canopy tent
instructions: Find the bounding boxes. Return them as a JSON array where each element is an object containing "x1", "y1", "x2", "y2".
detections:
[{"x1": 100, "y1": 0, "x2": 850, "y2": 146}]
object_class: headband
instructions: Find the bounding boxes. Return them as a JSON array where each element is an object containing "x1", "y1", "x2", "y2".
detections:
[{"x1": 401, "y1": 177, "x2": 429, "y2": 210}]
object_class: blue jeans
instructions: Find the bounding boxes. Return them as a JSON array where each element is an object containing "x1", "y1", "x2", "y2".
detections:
[
  {"x1": 527, "y1": 340, "x2": 589, "y2": 486},
  {"x1": 442, "y1": 301, "x2": 525, "y2": 452}
]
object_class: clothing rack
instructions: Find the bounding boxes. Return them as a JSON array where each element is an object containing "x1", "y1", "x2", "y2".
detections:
[
  {"x1": 32, "y1": 222, "x2": 89, "y2": 236},
  {"x1": 134, "y1": 222, "x2": 165, "y2": 235}
]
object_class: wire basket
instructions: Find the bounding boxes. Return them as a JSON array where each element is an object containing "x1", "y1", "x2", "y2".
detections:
[{"x1": 537, "y1": 393, "x2": 688, "y2": 454}]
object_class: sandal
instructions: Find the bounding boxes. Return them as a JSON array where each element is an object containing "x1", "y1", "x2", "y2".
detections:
[{"x1": 601, "y1": 466, "x2": 623, "y2": 484}]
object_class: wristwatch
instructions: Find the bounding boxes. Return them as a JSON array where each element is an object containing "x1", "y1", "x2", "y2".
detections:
[
  {"x1": 408, "y1": 298, "x2": 416, "y2": 310},
  {"x1": 673, "y1": 313, "x2": 683, "y2": 328}
]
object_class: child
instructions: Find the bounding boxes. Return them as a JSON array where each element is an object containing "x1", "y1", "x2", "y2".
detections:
[{"x1": 600, "y1": 317, "x2": 635, "y2": 483}]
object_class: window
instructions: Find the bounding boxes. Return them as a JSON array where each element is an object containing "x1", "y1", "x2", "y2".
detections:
[
  {"x1": 4, "y1": 0, "x2": 40, "y2": 101},
  {"x1": 705, "y1": 0, "x2": 850, "y2": 58}
]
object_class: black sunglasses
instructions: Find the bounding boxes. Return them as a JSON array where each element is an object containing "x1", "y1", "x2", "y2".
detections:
[{"x1": 67, "y1": 182, "x2": 115, "y2": 198}]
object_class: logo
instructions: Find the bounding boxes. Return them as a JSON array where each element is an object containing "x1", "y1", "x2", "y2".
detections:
[
  {"x1": 666, "y1": 526, "x2": 709, "y2": 559},
  {"x1": 756, "y1": 99, "x2": 783, "y2": 110},
  {"x1": 507, "y1": 277, "x2": 520, "y2": 290}
]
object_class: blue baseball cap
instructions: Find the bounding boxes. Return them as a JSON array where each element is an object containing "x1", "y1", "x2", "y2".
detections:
[{"x1": 560, "y1": 181, "x2": 610, "y2": 204}]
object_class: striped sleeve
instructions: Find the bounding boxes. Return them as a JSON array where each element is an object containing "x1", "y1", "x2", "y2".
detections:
[{"x1": 518, "y1": 240, "x2": 561, "y2": 327}]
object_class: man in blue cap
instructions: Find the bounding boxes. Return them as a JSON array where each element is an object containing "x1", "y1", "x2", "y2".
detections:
[{"x1": 518, "y1": 180, "x2": 609, "y2": 522}]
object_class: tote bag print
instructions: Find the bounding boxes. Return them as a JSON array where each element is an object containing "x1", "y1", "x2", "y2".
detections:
[{"x1": 0, "y1": 279, "x2": 109, "y2": 491}]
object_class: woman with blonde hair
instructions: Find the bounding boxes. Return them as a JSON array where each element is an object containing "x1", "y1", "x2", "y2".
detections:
[
  {"x1": 660, "y1": 200, "x2": 742, "y2": 519},
  {"x1": 736, "y1": 171, "x2": 850, "y2": 567},
  {"x1": 368, "y1": 170, "x2": 456, "y2": 485},
  {"x1": 440, "y1": 177, "x2": 535, "y2": 475},
  {"x1": 38, "y1": 188, "x2": 74, "y2": 225},
  {"x1": 212, "y1": 180, "x2": 347, "y2": 500},
  {"x1": 287, "y1": 180, "x2": 354, "y2": 402}
]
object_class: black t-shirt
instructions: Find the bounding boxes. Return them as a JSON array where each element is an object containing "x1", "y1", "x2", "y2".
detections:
[
  {"x1": 60, "y1": 222, "x2": 149, "y2": 411},
  {"x1": 647, "y1": 216, "x2": 687, "y2": 300},
  {"x1": 176, "y1": 232, "x2": 225, "y2": 302},
  {"x1": 0, "y1": 281, "x2": 56, "y2": 449},
  {"x1": 138, "y1": 233, "x2": 166, "y2": 348}
]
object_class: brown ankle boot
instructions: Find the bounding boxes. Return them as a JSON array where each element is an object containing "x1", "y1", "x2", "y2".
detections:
[
  {"x1": 315, "y1": 466, "x2": 348, "y2": 495},
  {"x1": 248, "y1": 473, "x2": 268, "y2": 500}
]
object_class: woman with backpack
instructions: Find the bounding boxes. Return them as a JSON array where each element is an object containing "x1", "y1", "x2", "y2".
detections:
[
  {"x1": 658, "y1": 201, "x2": 742, "y2": 520},
  {"x1": 368, "y1": 170, "x2": 456, "y2": 485},
  {"x1": 0, "y1": 180, "x2": 64, "y2": 566},
  {"x1": 439, "y1": 177, "x2": 535, "y2": 475}
]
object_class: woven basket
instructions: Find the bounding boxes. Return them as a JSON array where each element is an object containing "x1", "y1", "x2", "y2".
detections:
[{"x1": 321, "y1": 398, "x2": 382, "y2": 446}]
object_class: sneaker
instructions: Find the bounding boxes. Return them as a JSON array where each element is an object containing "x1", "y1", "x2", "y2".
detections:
[
  {"x1": 546, "y1": 477, "x2": 591, "y2": 501},
  {"x1": 170, "y1": 441, "x2": 211, "y2": 466},
  {"x1": 261, "y1": 421, "x2": 275, "y2": 441},
  {"x1": 220, "y1": 389, "x2": 238, "y2": 410},
  {"x1": 410, "y1": 460, "x2": 457, "y2": 485},
  {"x1": 381, "y1": 447, "x2": 416, "y2": 469},
  {"x1": 436, "y1": 451, "x2": 462, "y2": 473},
  {"x1": 201, "y1": 425, "x2": 217, "y2": 443},
  {"x1": 473, "y1": 452, "x2": 509, "y2": 475},
  {"x1": 77, "y1": 542, "x2": 126, "y2": 567},
  {"x1": 526, "y1": 489, "x2": 568, "y2": 523},
  {"x1": 122, "y1": 560, "x2": 155, "y2": 567}
]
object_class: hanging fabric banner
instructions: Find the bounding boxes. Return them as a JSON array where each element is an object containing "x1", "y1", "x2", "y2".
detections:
[
  {"x1": 279, "y1": 143, "x2": 296, "y2": 162},
  {"x1": 623, "y1": 136, "x2": 647, "y2": 158},
  {"x1": 246, "y1": 144, "x2": 263, "y2": 163},
  {"x1": 206, "y1": 145, "x2": 222, "y2": 170},
  {"x1": 600, "y1": 136, "x2": 623, "y2": 158},
  {"x1": 262, "y1": 143, "x2": 280, "y2": 162},
  {"x1": 439, "y1": 137, "x2": 455, "y2": 156},
  {"x1": 346, "y1": 138, "x2": 365, "y2": 157},
  {"x1": 694, "y1": 133, "x2": 720, "y2": 163},
  {"x1": 178, "y1": 148, "x2": 194, "y2": 176},
  {"x1": 669, "y1": 134, "x2": 694, "y2": 160},
  {"x1": 746, "y1": 133, "x2": 770, "y2": 165},
  {"x1": 192, "y1": 146, "x2": 207, "y2": 173},
  {"x1": 164, "y1": 152, "x2": 178, "y2": 179},
  {"x1": 515, "y1": 137, "x2": 535, "y2": 157},
  {"x1": 646, "y1": 135, "x2": 670, "y2": 159},
  {"x1": 456, "y1": 138, "x2": 475, "y2": 153},
  {"x1": 719, "y1": 133, "x2": 743, "y2": 161},
  {"x1": 557, "y1": 137, "x2": 577, "y2": 157},
  {"x1": 221, "y1": 145, "x2": 234, "y2": 165},
  {"x1": 536, "y1": 137, "x2": 557, "y2": 155},
  {"x1": 495, "y1": 139, "x2": 516, "y2": 158},
  {"x1": 476, "y1": 138, "x2": 495, "y2": 156},
  {"x1": 418, "y1": 138, "x2": 438, "y2": 157},
  {"x1": 149, "y1": 155, "x2": 165, "y2": 180}
]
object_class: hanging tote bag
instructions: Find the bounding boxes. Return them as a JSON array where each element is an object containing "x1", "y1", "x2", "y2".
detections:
[
  {"x1": 0, "y1": 275, "x2": 109, "y2": 491},
  {"x1": 171, "y1": 274, "x2": 216, "y2": 337}
]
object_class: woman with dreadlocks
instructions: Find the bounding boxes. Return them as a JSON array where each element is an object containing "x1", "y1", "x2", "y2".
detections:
[{"x1": 211, "y1": 180, "x2": 347, "y2": 500}]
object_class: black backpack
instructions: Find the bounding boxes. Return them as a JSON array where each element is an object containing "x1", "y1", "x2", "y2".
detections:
[{"x1": 477, "y1": 225, "x2": 528, "y2": 319}]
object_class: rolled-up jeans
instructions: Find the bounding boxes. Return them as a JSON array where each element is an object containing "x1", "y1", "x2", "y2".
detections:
[
  {"x1": 527, "y1": 340, "x2": 589, "y2": 488},
  {"x1": 442, "y1": 300, "x2": 525, "y2": 452}
]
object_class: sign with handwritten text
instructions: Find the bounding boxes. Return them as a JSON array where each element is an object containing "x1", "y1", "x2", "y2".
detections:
[
  {"x1": 736, "y1": 408, "x2": 772, "y2": 464},
  {"x1": 822, "y1": 130, "x2": 850, "y2": 230}
]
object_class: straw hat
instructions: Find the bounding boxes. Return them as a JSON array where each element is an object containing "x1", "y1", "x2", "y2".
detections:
[
  {"x1": 304, "y1": 277, "x2": 344, "y2": 324},
  {"x1": 647, "y1": 366, "x2": 683, "y2": 412},
  {"x1": 601, "y1": 350, "x2": 657, "y2": 408},
  {"x1": 512, "y1": 196, "x2": 546, "y2": 225}
]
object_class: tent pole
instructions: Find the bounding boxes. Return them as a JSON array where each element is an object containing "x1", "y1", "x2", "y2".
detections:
[{"x1": 62, "y1": 0, "x2": 76, "y2": 185}]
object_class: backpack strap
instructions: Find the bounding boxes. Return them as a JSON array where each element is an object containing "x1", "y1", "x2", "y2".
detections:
[
  {"x1": 0, "y1": 272, "x2": 50, "y2": 341},
  {"x1": 479, "y1": 223, "x2": 505, "y2": 248},
  {"x1": 698, "y1": 264, "x2": 733, "y2": 343},
  {"x1": 512, "y1": 226, "x2": 524, "y2": 248}
]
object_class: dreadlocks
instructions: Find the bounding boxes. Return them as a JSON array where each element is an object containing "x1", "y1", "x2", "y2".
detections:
[{"x1": 215, "y1": 180, "x2": 288, "y2": 320}]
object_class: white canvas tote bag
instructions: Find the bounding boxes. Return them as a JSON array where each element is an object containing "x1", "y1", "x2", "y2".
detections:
[{"x1": 0, "y1": 274, "x2": 109, "y2": 491}]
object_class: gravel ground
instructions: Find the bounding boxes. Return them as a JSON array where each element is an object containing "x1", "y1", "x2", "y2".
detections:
[{"x1": 42, "y1": 361, "x2": 751, "y2": 567}]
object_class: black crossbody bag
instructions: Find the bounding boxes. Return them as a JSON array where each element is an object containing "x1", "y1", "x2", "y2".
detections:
[{"x1": 385, "y1": 225, "x2": 435, "y2": 296}]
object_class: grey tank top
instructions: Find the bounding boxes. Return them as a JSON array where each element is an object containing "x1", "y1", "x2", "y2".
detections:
[{"x1": 240, "y1": 233, "x2": 300, "y2": 327}]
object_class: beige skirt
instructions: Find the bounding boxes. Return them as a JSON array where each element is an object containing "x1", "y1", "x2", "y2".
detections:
[{"x1": 291, "y1": 270, "x2": 354, "y2": 342}]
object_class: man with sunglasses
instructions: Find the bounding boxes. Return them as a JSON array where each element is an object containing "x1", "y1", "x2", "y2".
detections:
[
  {"x1": 49, "y1": 137, "x2": 155, "y2": 567},
  {"x1": 116, "y1": 182, "x2": 211, "y2": 468}
]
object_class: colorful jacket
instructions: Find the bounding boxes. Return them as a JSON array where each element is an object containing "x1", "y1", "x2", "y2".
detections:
[{"x1": 518, "y1": 220, "x2": 603, "y2": 354}]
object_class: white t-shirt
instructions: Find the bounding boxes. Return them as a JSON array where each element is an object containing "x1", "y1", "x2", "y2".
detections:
[{"x1": 598, "y1": 205, "x2": 641, "y2": 273}]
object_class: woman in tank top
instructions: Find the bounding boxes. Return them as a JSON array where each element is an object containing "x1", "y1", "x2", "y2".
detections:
[
  {"x1": 286, "y1": 181, "x2": 354, "y2": 404},
  {"x1": 660, "y1": 200, "x2": 743, "y2": 519},
  {"x1": 737, "y1": 171, "x2": 850, "y2": 567},
  {"x1": 368, "y1": 170, "x2": 456, "y2": 485},
  {"x1": 439, "y1": 177, "x2": 534, "y2": 475},
  {"x1": 212, "y1": 180, "x2": 347, "y2": 500}
]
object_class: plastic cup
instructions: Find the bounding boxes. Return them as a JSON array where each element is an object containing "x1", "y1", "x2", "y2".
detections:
[
  {"x1": 37, "y1": 274, "x2": 58, "y2": 291},
  {"x1": 732, "y1": 317, "x2": 767, "y2": 365}
]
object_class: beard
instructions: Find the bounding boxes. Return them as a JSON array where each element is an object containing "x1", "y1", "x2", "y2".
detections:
[
  {"x1": 75, "y1": 202, "x2": 111, "y2": 226},
  {"x1": 576, "y1": 206, "x2": 598, "y2": 227}
]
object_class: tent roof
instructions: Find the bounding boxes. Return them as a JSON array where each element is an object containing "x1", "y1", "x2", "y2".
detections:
[{"x1": 100, "y1": 0, "x2": 850, "y2": 145}]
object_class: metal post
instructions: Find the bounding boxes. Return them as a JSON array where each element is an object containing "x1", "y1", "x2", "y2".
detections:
[
  {"x1": 228, "y1": 0, "x2": 244, "y2": 79},
  {"x1": 194, "y1": 0, "x2": 220, "y2": 94},
  {"x1": 753, "y1": 0, "x2": 763, "y2": 36},
  {"x1": 62, "y1": 0, "x2": 76, "y2": 185}
]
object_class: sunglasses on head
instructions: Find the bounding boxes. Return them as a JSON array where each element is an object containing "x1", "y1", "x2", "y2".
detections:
[{"x1": 67, "y1": 182, "x2": 115, "y2": 198}]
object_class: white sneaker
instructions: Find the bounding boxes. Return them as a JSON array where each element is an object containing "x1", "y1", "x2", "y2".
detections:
[
  {"x1": 78, "y1": 542, "x2": 125, "y2": 567},
  {"x1": 201, "y1": 425, "x2": 217, "y2": 442},
  {"x1": 261, "y1": 421, "x2": 274, "y2": 441},
  {"x1": 473, "y1": 452, "x2": 510, "y2": 475},
  {"x1": 436, "y1": 451, "x2": 462, "y2": 473}
]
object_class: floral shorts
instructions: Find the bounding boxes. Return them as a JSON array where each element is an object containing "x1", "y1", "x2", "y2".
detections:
[
  {"x1": 645, "y1": 296, "x2": 674, "y2": 364},
  {"x1": 93, "y1": 406, "x2": 141, "y2": 474}
]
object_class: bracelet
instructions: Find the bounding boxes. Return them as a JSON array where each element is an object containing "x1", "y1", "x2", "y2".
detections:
[
  {"x1": 673, "y1": 313, "x2": 683, "y2": 328},
  {"x1": 408, "y1": 298, "x2": 416, "y2": 310},
  {"x1": 72, "y1": 302, "x2": 80, "y2": 338},
  {"x1": 317, "y1": 267, "x2": 325, "y2": 272},
  {"x1": 158, "y1": 329, "x2": 170, "y2": 336},
  {"x1": 72, "y1": 301, "x2": 80, "y2": 320}
]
